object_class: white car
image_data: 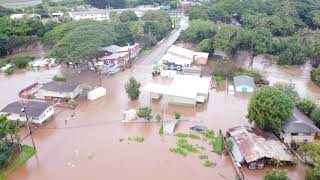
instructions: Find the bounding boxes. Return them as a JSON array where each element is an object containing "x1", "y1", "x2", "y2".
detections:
[{"x1": 228, "y1": 85, "x2": 235, "y2": 95}]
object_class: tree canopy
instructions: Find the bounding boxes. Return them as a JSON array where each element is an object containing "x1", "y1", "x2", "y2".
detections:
[
  {"x1": 84, "y1": 0, "x2": 126, "y2": 9},
  {"x1": 247, "y1": 86, "x2": 295, "y2": 133}
]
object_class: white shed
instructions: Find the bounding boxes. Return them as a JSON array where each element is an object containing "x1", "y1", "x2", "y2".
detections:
[
  {"x1": 87, "y1": 87, "x2": 107, "y2": 100},
  {"x1": 233, "y1": 75, "x2": 255, "y2": 93}
]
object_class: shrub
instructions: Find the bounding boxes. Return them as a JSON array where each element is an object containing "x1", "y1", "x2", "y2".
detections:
[
  {"x1": 201, "y1": 130, "x2": 214, "y2": 140},
  {"x1": 203, "y1": 160, "x2": 214, "y2": 167},
  {"x1": 198, "y1": 154, "x2": 208, "y2": 160},
  {"x1": 9, "y1": 56, "x2": 34, "y2": 68},
  {"x1": 137, "y1": 107, "x2": 152, "y2": 121},
  {"x1": 159, "y1": 124, "x2": 164, "y2": 135},
  {"x1": 4, "y1": 68, "x2": 14, "y2": 75},
  {"x1": 175, "y1": 132, "x2": 188, "y2": 138},
  {"x1": 214, "y1": 130, "x2": 223, "y2": 154},
  {"x1": 169, "y1": 147, "x2": 187, "y2": 157},
  {"x1": 226, "y1": 138, "x2": 234, "y2": 151},
  {"x1": 212, "y1": 75, "x2": 222, "y2": 87},
  {"x1": 297, "y1": 98, "x2": 316, "y2": 116},
  {"x1": 174, "y1": 112, "x2": 181, "y2": 119},
  {"x1": 68, "y1": 98, "x2": 76, "y2": 108},
  {"x1": 131, "y1": 136, "x2": 144, "y2": 143},
  {"x1": 177, "y1": 139, "x2": 198, "y2": 153},
  {"x1": 264, "y1": 169, "x2": 289, "y2": 180},
  {"x1": 52, "y1": 75, "x2": 66, "y2": 82},
  {"x1": 188, "y1": 132, "x2": 201, "y2": 139},
  {"x1": 125, "y1": 77, "x2": 141, "y2": 100},
  {"x1": 310, "y1": 107, "x2": 320, "y2": 126},
  {"x1": 311, "y1": 67, "x2": 320, "y2": 86}
]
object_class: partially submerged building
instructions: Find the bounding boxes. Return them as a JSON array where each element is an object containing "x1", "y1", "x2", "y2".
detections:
[
  {"x1": 227, "y1": 126, "x2": 294, "y2": 170},
  {"x1": 143, "y1": 75, "x2": 211, "y2": 107},
  {"x1": 0, "y1": 101, "x2": 54, "y2": 124},
  {"x1": 280, "y1": 108, "x2": 320, "y2": 146},
  {"x1": 39, "y1": 81, "x2": 82, "y2": 101},
  {"x1": 233, "y1": 75, "x2": 255, "y2": 93},
  {"x1": 98, "y1": 43, "x2": 140, "y2": 67}
]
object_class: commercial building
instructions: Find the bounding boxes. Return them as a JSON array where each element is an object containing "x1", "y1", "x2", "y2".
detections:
[
  {"x1": 167, "y1": 45, "x2": 209, "y2": 65},
  {"x1": 0, "y1": 101, "x2": 54, "y2": 124},
  {"x1": 143, "y1": 75, "x2": 211, "y2": 107}
]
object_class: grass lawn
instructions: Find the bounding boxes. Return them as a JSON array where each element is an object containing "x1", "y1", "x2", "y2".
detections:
[{"x1": 0, "y1": 145, "x2": 36, "y2": 180}]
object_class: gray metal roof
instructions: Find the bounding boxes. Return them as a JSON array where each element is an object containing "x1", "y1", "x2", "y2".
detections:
[
  {"x1": 283, "y1": 108, "x2": 320, "y2": 133},
  {"x1": 1, "y1": 101, "x2": 52, "y2": 118},
  {"x1": 100, "y1": 45, "x2": 121, "y2": 53},
  {"x1": 233, "y1": 75, "x2": 255, "y2": 88},
  {"x1": 41, "y1": 81, "x2": 80, "y2": 93}
]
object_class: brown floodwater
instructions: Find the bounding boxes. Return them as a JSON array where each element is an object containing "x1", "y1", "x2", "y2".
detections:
[
  {"x1": 234, "y1": 51, "x2": 320, "y2": 99},
  {"x1": 1, "y1": 63, "x2": 304, "y2": 180},
  {"x1": 0, "y1": 42, "x2": 51, "y2": 60},
  {"x1": 0, "y1": 45, "x2": 307, "y2": 179}
]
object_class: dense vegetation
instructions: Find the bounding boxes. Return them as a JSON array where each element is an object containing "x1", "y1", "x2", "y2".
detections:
[
  {"x1": 0, "y1": 56, "x2": 35, "y2": 70},
  {"x1": 125, "y1": 77, "x2": 141, "y2": 100},
  {"x1": 264, "y1": 169, "x2": 289, "y2": 180},
  {"x1": 298, "y1": 141, "x2": 320, "y2": 180},
  {"x1": 180, "y1": 0, "x2": 320, "y2": 66},
  {"x1": 44, "y1": 10, "x2": 172, "y2": 64}
]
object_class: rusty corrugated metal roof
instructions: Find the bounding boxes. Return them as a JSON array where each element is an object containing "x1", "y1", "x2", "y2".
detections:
[{"x1": 227, "y1": 126, "x2": 293, "y2": 163}]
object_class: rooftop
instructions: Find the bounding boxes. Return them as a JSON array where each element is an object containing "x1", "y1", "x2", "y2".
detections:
[
  {"x1": 233, "y1": 75, "x2": 255, "y2": 88},
  {"x1": 40, "y1": 81, "x2": 80, "y2": 93},
  {"x1": 161, "y1": 53, "x2": 193, "y2": 65},
  {"x1": 167, "y1": 45, "x2": 209, "y2": 60},
  {"x1": 100, "y1": 51, "x2": 129, "y2": 60},
  {"x1": 283, "y1": 108, "x2": 320, "y2": 133},
  {"x1": 228, "y1": 126, "x2": 293, "y2": 163},
  {"x1": 1, "y1": 101, "x2": 52, "y2": 118},
  {"x1": 100, "y1": 45, "x2": 121, "y2": 53}
]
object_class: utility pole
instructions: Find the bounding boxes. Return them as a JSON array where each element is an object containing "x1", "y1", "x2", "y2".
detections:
[{"x1": 21, "y1": 102, "x2": 36, "y2": 150}]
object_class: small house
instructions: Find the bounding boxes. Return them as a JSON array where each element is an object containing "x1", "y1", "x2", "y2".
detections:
[
  {"x1": 280, "y1": 108, "x2": 320, "y2": 146},
  {"x1": 39, "y1": 81, "x2": 82, "y2": 101},
  {"x1": 0, "y1": 101, "x2": 54, "y2": 124},
  {"x1": 233, "y1": 75, "x2": 255, "y2": 93}
]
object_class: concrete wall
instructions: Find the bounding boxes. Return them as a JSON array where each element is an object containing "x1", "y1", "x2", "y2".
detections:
[
  {"x1": 235, "y1": 85, "x2": 254, "y2": 93},
  {"x1": 40, "y1": 86, "x2": 82, "y2": 99},
  {"x1": 280, "y1": 132, "x2": 316, "y2": 144},
  {"x1": 168, "y1": 95, "x2": 196, "y2": 107},
  {"x1": 160, "y1": 69, "x2": 178, "y2": 78}
]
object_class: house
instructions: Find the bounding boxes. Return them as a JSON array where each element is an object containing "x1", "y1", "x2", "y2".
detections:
[
  {"x1": 226, "y1": 126, "x2": 294, "y2": 170},
  {"x1": 143, "y1": 75, "x2": 211, "y2": 107},
  {"x1": 233, "y1": 75, "x2": 255, "y2": 93},
  {"x1": 39, "y1": 81, "x2": 82, "y2": 101},
  {"x1": 99, "y1": 43, "x2": 140, "y2": 67},
  {"x1": 167, "y1": 45, "x2": 209, "y2": 65},
  {"x1": 0, "y1": 101, "x2": 54, "y2": 124},
  {"x1": 280, "y1": 108, "x2": 320, "y2": 146}
]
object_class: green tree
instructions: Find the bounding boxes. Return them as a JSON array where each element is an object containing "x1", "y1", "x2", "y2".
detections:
[
  {"x1": 273, "y1": 83, "x2": 300, "y2": 104},
  {"x1": 264, "y1": 169, "x2": 289, "y2": 180},
  {"x1": 297, "y1": 98, "x2": 316, "y2": 116},
  {"x1": 311, "y1": 67, "x2": 320, "y2": 86},
  {"x1": 125, "y1": 77, "x2": 141, "y2": 100},
  {"x1": 213, "y1": 23, "x2": 240, "y2": 56},
  {"x1": 119, "y1": 10, "x2": 138, "y2": 22},
  {"x1": 137, "y1": 107, "x2": 152, "y2": 121},
  {"x1": 247, "y1": 86, "x2": 294, "y2": 133},
  {"x1": 310, "y1": 107, "x2": 320, "y2": 127},
  {"x1": 197, "y1": 38, "x2": 214, "y2": 55}
]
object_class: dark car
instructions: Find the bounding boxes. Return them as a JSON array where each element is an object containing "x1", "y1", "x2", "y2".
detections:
[{"x1": 190, "y1": 125, "x2": 209, "y2": 132}]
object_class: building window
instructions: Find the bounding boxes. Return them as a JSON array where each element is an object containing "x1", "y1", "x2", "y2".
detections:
[
  {"x1": 291, "y1": 133, "x2": 298, "y2": 136},
  {"x1": 303, "y1": 132, "x2": 312, "y2": 136}
]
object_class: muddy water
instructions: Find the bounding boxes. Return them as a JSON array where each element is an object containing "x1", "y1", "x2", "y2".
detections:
[
  {"x1": 1, "y1": 56, "x2": 304, "y2": 179},
  {"x1": 0, "y1": 43, "x2": 51, "y2": 60},
  {"x1": 234, "y1": 51, "x2": 320, "y2": 99}
]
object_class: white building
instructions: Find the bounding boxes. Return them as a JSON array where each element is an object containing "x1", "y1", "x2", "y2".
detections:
[
  {"x1": 0, "y1": 101, "x2": 54, "y2": 124},
  {"x1": 144, "y1": 75, "x2": 211, "y2": 107},
  {"x1": 68, "y1": 7, "x2": 160, "y2": 21},
  {"x1": 167, "y1": 45, "x2": 209, "y2": 65}
]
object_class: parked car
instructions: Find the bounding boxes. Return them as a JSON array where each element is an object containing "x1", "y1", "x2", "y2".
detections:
[{"x1": 190, "y1": 125, "x2": 209, "y2": 132}]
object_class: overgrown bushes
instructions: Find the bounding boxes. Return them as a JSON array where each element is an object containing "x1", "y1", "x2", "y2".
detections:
[
  {"x1": 297, "y1": 98, "x2": 316, "y2": 116},
  {"x1": 137, "y1": 107, "x2": 152, "y2": 121},
  {"x1": 311, "y1": 67, "x2": 320, "y2": 86},
  {"x1": 52, "y1": 75, "x2": 66, "y2": 82}
]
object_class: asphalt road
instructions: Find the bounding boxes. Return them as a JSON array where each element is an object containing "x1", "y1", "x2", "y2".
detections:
[{"x1": 138, "y1": 18, "x2": 188, "y2": 66}]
